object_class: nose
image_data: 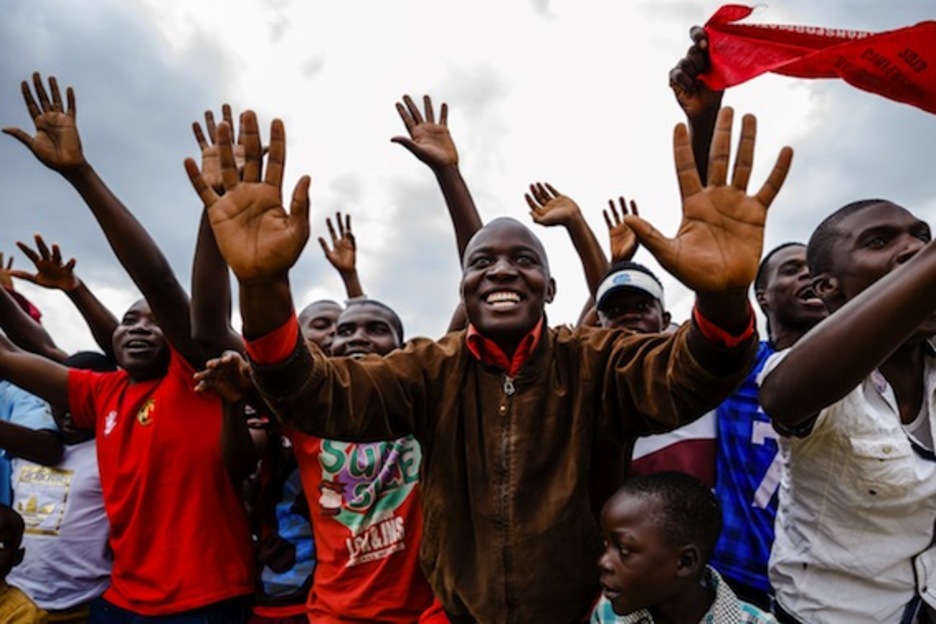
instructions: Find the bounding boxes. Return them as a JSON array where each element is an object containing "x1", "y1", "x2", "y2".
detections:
[
  {"x1": 896, "y1": 235, "x2": 925, "y2": 265},
  {"x1": 597, "y1": 547, "x2": 614, "y2": 574},
  {"x1": 486, "y1": 257, "x2": 517, "y2": 280}
]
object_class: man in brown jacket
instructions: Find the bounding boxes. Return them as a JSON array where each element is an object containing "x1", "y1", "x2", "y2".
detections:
[{"x1": 185, "y1": 106, "x2": 792, "y2": 623}]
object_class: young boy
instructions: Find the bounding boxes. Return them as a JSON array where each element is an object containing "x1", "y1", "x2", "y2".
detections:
[
  {"x1": 0, "y1": 504, "x2": 48, "y2": 623},
  {"x1": 759, "y1": 200, "x2": 936, "y2": 623},
  {"x1": 591, "y1": 472, "x2": 776, "y2": 623},
  {"x1": 189, "y1": 100, "x2": 791, "y2": 621}
]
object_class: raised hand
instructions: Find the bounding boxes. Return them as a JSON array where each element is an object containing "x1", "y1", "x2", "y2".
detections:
[
  {"x1": 318, "y1": 212, "x2": 356, "y2": 274},
  {"x1": 3, "y1": 73, "x2": 85, "y2": 171},
  {"x1": 603, "y1": 197, "x2": 640, "y2": 263},
  {"x1": 11, "y1": 235, "x2": 80, "y2": 292},
  {"x1": 391, "y1": 95, "x2": 458, "y2": 169},
  {"x1": 185, "y1": 111, "x2": 310, "y2": 283},
  {"x1": 669, "y1": 26, "x2": 723, "y2": 119},
  {"x1": 526, "y1": 183, "x2": 582, "y2": 228},
  {"x1": 0, "y1": 254, "x2": 14, "y2": 290},
  {"x1": 624, "y1": 107, "x2": 792, "y2": 295},
  {"x1": 193, "y1": 105, "x2": 261, "y2": 194},
  {"x1": 194, "y1": 350, "x2": 253, "y2": 403}
]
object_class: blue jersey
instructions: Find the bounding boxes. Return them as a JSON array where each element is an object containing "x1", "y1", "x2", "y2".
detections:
[{"x1": 710, "y1": 342, "x2": 777, "y2": 592}]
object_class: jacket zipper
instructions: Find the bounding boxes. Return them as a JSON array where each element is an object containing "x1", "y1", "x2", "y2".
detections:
[{"x1": 500, "y1": 374, "x2": 516, "y2": 618}]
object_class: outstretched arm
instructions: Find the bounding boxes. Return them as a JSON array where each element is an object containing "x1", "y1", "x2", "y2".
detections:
[
  {"x1": 4, "y1": 73, "x2": 201, "y2": 366},
  {"x1": 527, "y1": 182, "x2": 609, "y2": 297},
  {"x1": 624, "y1": 107, "x2": 792, "y2": 335},
  {"x1": 760, "y1": 240, "x2": 936, "y2": 429},
  {"x1": 12, "y1": 234, "x2": 117, "y2": 360},
  {"x1": 670, "y1": 26, "x2": 724, "y2": 182},
  {"x1": 185, "y1": 113, "x2": 310, "y2": 338},
  {"x1": 190, "y1": 106, "x2": 249, "y2": 355},
  {"x1": 0, "y1": 330, "x2": 64, "y2": 465},
  {"x1": 319, "y1": 212, "x2": 365, "y2": 299},
  {"x1": 0, "y1": 250, "x2": 67, "y2": 362},
  {"x1": 392, "y1": 95, "x2": 482, "y2": 261}
]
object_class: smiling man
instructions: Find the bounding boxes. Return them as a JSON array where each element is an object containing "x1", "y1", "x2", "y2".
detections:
[{"x1": 189, "y1": 104, "x2": 791, "y2": 622}]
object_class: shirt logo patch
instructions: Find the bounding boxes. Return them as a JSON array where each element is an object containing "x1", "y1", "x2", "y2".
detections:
[
  {"x1": 104, "y1": 410, "x2": 118, "y2": 436},
  {"x1": 137, "y1": 398, "x2": 156, "y2": 426}
]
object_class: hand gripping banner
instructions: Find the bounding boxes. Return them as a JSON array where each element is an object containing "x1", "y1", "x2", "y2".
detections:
[{"x1": 700, "y1": 5, "x2": 936, "y2": 114}]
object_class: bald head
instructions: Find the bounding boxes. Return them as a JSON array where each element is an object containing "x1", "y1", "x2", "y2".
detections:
[{"x1": 462, "y1": 218, "x2": 551, "y2": 276}]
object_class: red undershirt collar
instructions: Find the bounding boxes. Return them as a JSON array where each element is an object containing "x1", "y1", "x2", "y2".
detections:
[{"x1": 465, "y1": 318, "x2": 545, "y2": 377}]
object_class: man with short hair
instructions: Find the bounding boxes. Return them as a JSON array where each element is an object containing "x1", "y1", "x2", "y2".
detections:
[{"x1": 188, "y1": 105, "x2": 792, "y2": 622}]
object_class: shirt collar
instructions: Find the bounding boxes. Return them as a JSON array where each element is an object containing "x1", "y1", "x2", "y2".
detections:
[{"x1": 465, "y1": 318, "x2": 545, "y2": 377}]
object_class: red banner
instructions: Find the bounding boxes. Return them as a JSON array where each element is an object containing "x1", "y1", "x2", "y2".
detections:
[{"x1": 701, "y1": 5, "x2": 936, "y2": 114}]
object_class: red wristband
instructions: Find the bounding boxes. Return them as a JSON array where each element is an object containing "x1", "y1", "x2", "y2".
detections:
[{"x1": 692, "y1": 303, "x2": 755, "y2": 349}]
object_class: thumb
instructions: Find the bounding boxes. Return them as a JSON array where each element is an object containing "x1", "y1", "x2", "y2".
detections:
[
  {"x1": 7, "y1": 270, "x2": 37, "y2": 284},
  {"x1": 623, "y1": 215, "x2": 674, "y2": 264},
  {"x1": 3, "y1": 127, "x2": 34, "y2": 150},
  {"x1": 391, "y1": 136, "x2": 421, "y2": 156}
]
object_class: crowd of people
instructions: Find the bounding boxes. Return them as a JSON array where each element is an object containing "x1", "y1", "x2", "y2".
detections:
[{"x1": 0, "y1": 25, "x2": 931, "y2": 624}]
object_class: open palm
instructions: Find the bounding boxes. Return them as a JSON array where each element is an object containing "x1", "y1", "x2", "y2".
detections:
[{"x1": 625, "y1": 108, "x2": 792, "y2": 294}]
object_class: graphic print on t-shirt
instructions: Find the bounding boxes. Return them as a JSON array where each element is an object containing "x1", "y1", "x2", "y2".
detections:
[
  {"x1": 14, "y1": 464, "x2": 74, "y2": 535},
  {"x1": 317, "y1": 435, "x2": 421, "y2": 567}
]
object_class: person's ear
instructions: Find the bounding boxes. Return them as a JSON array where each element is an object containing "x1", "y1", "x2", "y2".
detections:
[
  {"x1": 754, "y1": 288, "x2": 769, "y2": 312},
  {"x1": 545, "y1": 277, "x2": 556, "y2": 304},
  {"x1": 674, "y1": 544, "x2": 701, "y2": 578},
  {"x1": 13, "y1": 546, "x2": 24, "y2": 567},
  {"x1": 812, "y1": 273, "x2": 837, "y2": 302},
  {"x1": 662, "y1": 310, "x2": 672, "y2": 327}
]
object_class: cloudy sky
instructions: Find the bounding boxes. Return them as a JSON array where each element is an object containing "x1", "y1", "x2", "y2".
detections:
[{"x1": 1, "y1": 0, "x2": 934, "y2": 353}]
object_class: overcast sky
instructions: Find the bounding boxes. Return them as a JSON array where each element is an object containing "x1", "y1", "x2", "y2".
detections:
[{"x1": 1, "y1": 0, "x2": 934, "y2": 354}]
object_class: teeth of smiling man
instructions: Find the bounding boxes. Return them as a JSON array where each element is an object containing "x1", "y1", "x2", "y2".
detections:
[{"x1": 487, "y1": 292, "x2": 520, "y2": 307}]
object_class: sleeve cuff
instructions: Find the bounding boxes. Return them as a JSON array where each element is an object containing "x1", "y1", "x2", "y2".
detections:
[
  {"x1": 245, "y1": 315, "x2": 300, "y2": 365},
  {"x1": 691, "y1": 303, "x2": 755, "y2": 349}
]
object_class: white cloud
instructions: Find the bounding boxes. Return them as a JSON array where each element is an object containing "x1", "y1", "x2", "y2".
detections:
[{"x1": 2, "y1": 0, "x2": 934, "y2": 351}]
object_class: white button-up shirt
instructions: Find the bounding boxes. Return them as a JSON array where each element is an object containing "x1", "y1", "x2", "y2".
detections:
[{"x1": 759, "y1": 348, "x2": 936, "y2": 623}]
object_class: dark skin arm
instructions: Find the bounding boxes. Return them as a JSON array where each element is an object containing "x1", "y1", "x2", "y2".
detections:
[
  {"x1": 4, "y1": 73, "x2": 204, "y2": 367},
  {"x1": 190, "y1": 106, "x2": 250, "y2": 355},
  {"x1": 393, "y1": 95, "x2": 483, "y2": 334},
  {"x1": 194, "y1": 350, "x2": 261, "y2": 484},
  {"x1": 392, "y1": 95, "x2": 483, "y2": 262},
  {"x1": 319, "y1": 212, "x2": 365, "y2": 299},
  {"x1": 0, "y1": 330, "x2": 64, "y2": 465},
  {"x1": 186, "y1": 114, "x2": 310, "y2": 338},
  {"x1": 760, "y1": 240, "x2": 936, "y2": 429},
  {"x1": 0, "y1": 334, "x2": 69, "y2": 411},
  {"x1": 12, "y1": 234, "x2": 117, "y2": 360},
  {"x1": 625, "y1": 107, "x2": 793, "y2": 334},
  {"x1": 670, "y1": 26, "x2": 724, "y2": 182},
  {"x1": 526, "y1": 182, "x2": 609, "y2": 296},
  {"x1": 0, "y1": 275, "x2": 67, "y2": 363}
]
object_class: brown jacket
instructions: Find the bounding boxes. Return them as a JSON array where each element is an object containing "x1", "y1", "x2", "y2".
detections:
[{"x1": 250, "y1": 320, "x2": 757, "y2": 623}]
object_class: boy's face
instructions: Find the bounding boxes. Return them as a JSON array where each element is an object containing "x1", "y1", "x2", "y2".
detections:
[
  {"x1": 816, "y1": 203, "x2": 932, "y2": 317},
  {"x1": 299, "y1": 301, "x2": 342, "y2": 351},
  {"x1": 460, "y1": 219, "x2": 555, "y2": 346},
  {"x1": 111, "y1": 299, "x2": 170, "y2": 382},
  {"x1": 331, "y1": 303, "x2": 401, "y2": 358},
  {"x1": 757, "y1": 245, "x2": 826, "y2": 331},
  {"x1": 0, "y1": 508, "x2": 24, "y2": 579},
  {"x1": 597, "y1": 493, "x2": 682, "y2": 616},
  {"x1": 597, "y1": 289, "x2": 670, "y2": 334}
]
